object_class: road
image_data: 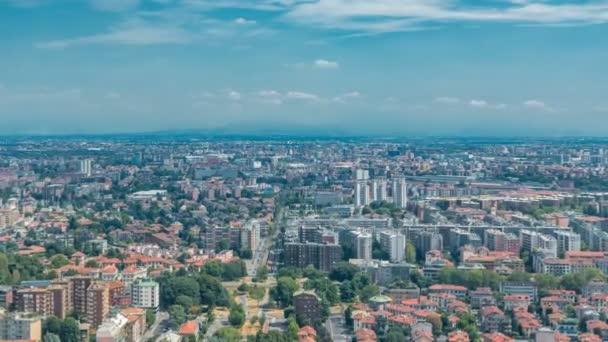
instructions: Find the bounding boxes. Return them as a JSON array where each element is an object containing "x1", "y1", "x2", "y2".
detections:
[
  {"x1": 141, "y1": 311, "x2": 168, "y2": 341},
  {"x1": 327, "y1": 313, "x2": 351, "y2": 342}
]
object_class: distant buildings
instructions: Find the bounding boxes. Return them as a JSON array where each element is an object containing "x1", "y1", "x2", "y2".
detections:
[
  {"x1": 80, "y1": 159, "x2": 92, "y2": 177},
  {"x1": 355, "y1": 181, "x2": 371, "y2": 207},
  {"x1": 241, "y1": 220, "x2": 260, "y2": 252},
  {"x1": 284, "y1": 242, "x2": 342, "y2": 272},
  {"x1": 555, "y1": 231, "x2": 582, "y2": 253},
  {"x1": 378, "y1": 230, "x2": 406, "y2": 263},
  {"x1": 416, "y1": 231, "x2": 443, "y2": 259},
  {"x1": 131, "y1": 279, "x2": 160, "y2": 310},
  {"x1": 392, "y1": 178, "x2": 407, "y2": 209},
  {"x1": 0, "y1": 313, "x2": 42, "y2": 342},
  {"x1": 293, "y1": 290, "x2": 322, "y2": 324},
  {"x1": 354, "y1": 231, "x2": 373, "y2": 260},
  {"x1": 484, "y1": 229, "x2": 521, "y2": 254}
]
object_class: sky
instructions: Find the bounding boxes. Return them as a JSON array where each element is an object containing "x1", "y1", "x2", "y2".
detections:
[{"x1": 1, "y1": 0, "x2": 608, "y2": 136}]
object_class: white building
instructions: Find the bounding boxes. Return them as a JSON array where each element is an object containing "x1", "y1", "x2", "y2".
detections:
[
  {"x1": 555, "y1": 231, "x2": 581, "y2": 253},
  {"x1": 356, "y1": 169, "x2": 369, "y2": 180},
  {"x1": 371, "y1": 178, "x2": 387, "y2": 202},
  {"x1": 80, "y1": 159, "x2": 92, "y2": 177},
  {"x1": 392, "y1": 178, "x2": 407, "y2": 208},
  {"x1": 355, "y1": 232, "x2": 373, "y2": 260},
  {"x1": 520, "y1": 230, "x2": 557, "y2": 257},
  {"x1": 355, "y1": 181, "x2": 370, "y2": 207},
  {"x1": 131, "y1": 280, "x2": 160, "y2": 309},
  {"x1": 379, "y1": 231, "x2": 406, "y2": 263},
  {"x1": 241, "y1": 220, "x2": 261, "y2": 252}
]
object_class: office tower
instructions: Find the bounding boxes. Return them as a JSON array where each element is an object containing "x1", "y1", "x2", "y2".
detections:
[
  {"x1": 284, "y1": 242, "x2": 342, "y2": 272},
  {"x1": 373, "y1": 178, "x2": 387, "y2": 202},
  {"x1": 86, "y1": 282, "x2": 109, "y2": 328},
  {"x1": 131, "y1": 280, "x2": 160, "y2": 309},
  {"x1": 416, "y1": 231, "x2": 444, "y2": 259},
  {"x1": 240, "y1": 220, "x2": 260, "y2": 252},
  {"x1": 355, "y1": 181, "x2": 370, "y2": 207},
  {"x1": 484, "y1": 229, "x2": 521, "y2": 254},
  {"x1": 356, "y1": 169, "x2": 369, "y2": 180},
  {"x1": 0, "y1": 313, "x2": 42, "y2": 341},
  {"x1": 355, "y1": 232, "x2": 373, "y2": 260},
  {"x1": 379, "y1": 231, "x2": 406, "y2": 262},
  {"x1": 555, "y1": 231, "x2": 581, "y2": 253},
  {"x1": 392, "y1": 177, "x2": 407, "y2": 208},
  {"x1": 80, "y1": 159, "x2": 92, "y2": 177}
]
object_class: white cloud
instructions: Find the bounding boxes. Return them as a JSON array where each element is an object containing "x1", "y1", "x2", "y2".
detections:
[
  {"x1": 333, "y1": 91, "x2": 361, "y2": 103},
  {"x1": 286, "y1": 91, "x2": 320, "y2": 101},
  {"x1": 314, "y1": 59, "x2": 340, "y2": 69},
  {"x1": 228, "y1": 90, "x2": 241, "y2": 101},
  {"x1": 434, "y1": 96, "x2": 460, "y2": 104},
  {"x1": 90, "y1": 0, "x2": 140, "y2": 12},
  {"x1": 235, "y1": 17, "x2": 256, "y2": 25},
  {"x1": 36, "y1": 21, "x2": 192, "y2": 48},
  {"x1": 469, "y1": 99, "x2": 488, "y2": 108},
  {"x1": 523, "y1": 99, "x2": 547, "y2": 109},
  {"x1": 284, "y1": 0, "x2": 608, "y2": 33}
]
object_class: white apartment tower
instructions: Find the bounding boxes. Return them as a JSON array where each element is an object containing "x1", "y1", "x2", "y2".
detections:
[
  {"x1": 80, "y1": 159, "x2": 92, "y2": 177},
  {"x1": 355, "y1": 181, "x2": 370, "y2": 207},
  {"x1": 392, "y1": 177, "x2": 407, "y2": 208},
  {"x1": 379, "y1": 231, "x2": 406, "y2": 263},
  {"x1": 355, "y1": 232, "x2": 373, "y2": 260},
  {"x1": 372, "y1": 178, "x2": 387, "y2": 202},
  {"x1": 555, "y1": 231, "x2": 581, "y2": 253}
]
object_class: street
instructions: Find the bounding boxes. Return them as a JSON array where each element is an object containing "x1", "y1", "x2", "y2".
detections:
[
  {"x1": 327, "y1": 313, "x2": 351, "y2": 342},
  {"x1": 141, "y1": 311, "x2": 169, "y2": 341}
]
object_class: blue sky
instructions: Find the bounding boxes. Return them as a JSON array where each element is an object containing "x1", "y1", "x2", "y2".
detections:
[{"x1": 1, "y1": 0, "x2": 608, "y2": 136}]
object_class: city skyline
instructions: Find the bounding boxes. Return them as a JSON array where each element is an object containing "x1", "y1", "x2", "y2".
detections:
[{"x1": 1, "y1": 0, "x2": 608, "y2": 136}]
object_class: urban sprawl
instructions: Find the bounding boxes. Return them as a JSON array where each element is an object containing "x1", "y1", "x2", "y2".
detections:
[{"x1": 2, "y1": 138, "x2": 608, "y2": 342}]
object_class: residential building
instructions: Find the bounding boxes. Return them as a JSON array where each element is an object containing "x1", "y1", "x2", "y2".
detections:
[
  {"x1": 293, "y1": 290, "x2": 322, "y2": 325},
  {"x1": 392, "y1": 177, "x2": 407, "y2": 208},
  {"x1": 86, "y1": 282, "x2": 110, "y2": 328},
  {"x1": 0, "y1": 313, "x2": 42, "y2": 342},
  {"x1": 131, "y1": 279, "x2": 160, "y2": 310},
  {"x1": 379, "y1": 230, "x2": 406, "y2": 263}
]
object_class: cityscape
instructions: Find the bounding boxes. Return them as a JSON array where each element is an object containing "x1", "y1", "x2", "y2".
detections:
[
  {"x1": 0, "y1": 137, "x2": 607, "y2": 342},
  {"x1": 3, "y1": 0, "x2": 608, "y2": 341}
]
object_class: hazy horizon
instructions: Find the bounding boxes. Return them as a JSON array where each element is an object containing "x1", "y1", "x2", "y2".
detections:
[{"x1": 2, "y1": 0, "x2": 608, "y2": 136}]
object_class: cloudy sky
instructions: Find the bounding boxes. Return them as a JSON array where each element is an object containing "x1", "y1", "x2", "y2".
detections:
[{"x1": 1, "y1": 0, "x2": 608, "y2": 136}]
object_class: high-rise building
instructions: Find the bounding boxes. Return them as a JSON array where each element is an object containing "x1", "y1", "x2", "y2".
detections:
[
  {"x1": 354, "y1": 181, "x2": 370, "y2": 207},
  {"x1": 0, "y1": 313, "x2": 42, "y2": 342},
  {"x1": 293, "y1": 290, "x2": 322, "y2": 324},
  {"x1": 392, "y1": 178, "x2": 407, "y2": 208},
  {"x1": 555, "y1": 231, "x2": 581, "y2": 253},
  {"x1": 484, "y1": 229, "x2": 521, "y2": 254},
  {"x1": 203, "y1": 226, "x2": 241, "y2": 252},
  {"x1": 86, "y1": 282, "x2": 109, "y2": 328},
  {"x1": 240, "y1": 220, "x2": 260, "y2": 252},
  {"x1": 416, "y1": 231, "x2": 444, "y2": 259},
  {"x1": 284, "y1": 242, "x2": 342, "y2": 272},
  {"x1": 520, "y1": 230, "x2": 557, "y2": 257},
  {"x1": 379, "y1": 231, "x2": 406, "y2": 262},
  {"x1": 80, "y1": 159, "x2": 92, "y2": 177},
  {"x1": 71, "y1": 277, "x2": 93, "y2": 316},
  {"x1": 449, "y1": 228, "x2": 482, "y2": 253},
  {"x1": 131, "y1": 280, "x2": 160, "y2": 310},
  {"x1": 48, "y1": 283, "x2": 70, "y2": 319},
  {"x1": 354, "y1": 231, "x2": 373, "y2": 260},
  {"x1": 372, "y1": 178, "x2": 387, "y2": 202},
  {"x1": 356, "y1": 169, "x2": 369, "y2": 180},
  {"x1": 15, "y1": 288, "x2": 51, "y2": 316}
]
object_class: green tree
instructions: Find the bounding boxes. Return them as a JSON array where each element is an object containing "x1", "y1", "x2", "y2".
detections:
[
  {"x1": 359, "y1": 284, "x2": 380, "y2": 302},
  {"x1": 50, "y1": 254, "x2": 70, "y2": 269},
  {"x1": 270, "y1": 277, "x2": 299, "y2": 307},
  {"x1": 145, "y1": 309, "x2": 156, "y2": 328},
  {"x1": 405, "y1": 242, "x2": 416, "y2": 263},
  {"x1": 214, "y1": 327, "x2": 241, "y2": 342},
  {"x1": 169, "y1": 305, "x2": 187, "y2": 328},
  {"x1": 340, "y1": 280, "x2": 356, "y2": 302},
  {"x1": 229, "y1": 305, "x2": 246, "y2": 327},
  {"x1": 59, "y1": 318, "x2": 80, "y2": 342}
]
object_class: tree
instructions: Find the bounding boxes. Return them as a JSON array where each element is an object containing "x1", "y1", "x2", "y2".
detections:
[
  {"x1": 43, "y1": 333, "x2": 61, "y2": 342},
  {"x1": 270, "y1": 277, "x2": 299, "y2": 307},
  {"x1": 214, "y1": 327, "x2": 241, "y2": 342},
  {"x1": 59, "y1": 318, "x2": 80, "y2": 342},
  {"x1": 405, "y1": 242, "x2": 416, "y2": 263},
  {"x1": 340, "y1": 280, "x2": 356, "y2": 302},
  {"x1": 84, "y1": 260, "x2": 99, "y2": 268},
  {"x1": 50, "y1": 254, "x2": 69, "y2": 269},
  {"x1": 255, "y1": 266, "x2": 269, "y2": 282},
  {"x1": 329, "y1": 262, "x2": 359, "y2": 282},
  {"x1": 359, "y1": 284, "x2": 380, "y2": 302},
  {"x1": 229, "y1": 305, "x2": 246, "y2": 327},
  {"x1": 169, "y1": 305, "x2": 187, "y2": 328},
  {"x1": 43, "y1": 316, "x2": 63, "y2": 335},
  {"x1": 176, "y1": 295, "x2": 194, "y2": 308},
  {"x1": 145, "y1": 309, "x2": 156, "y2": 328}
]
